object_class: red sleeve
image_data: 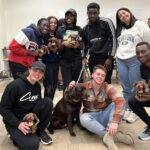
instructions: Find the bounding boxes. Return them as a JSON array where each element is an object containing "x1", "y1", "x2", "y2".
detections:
[{"x1": 9, "y1": 39, "x2": 29, "y2": 56}]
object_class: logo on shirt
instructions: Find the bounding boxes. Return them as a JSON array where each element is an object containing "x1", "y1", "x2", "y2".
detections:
[
  {"x1": 90, "y1": 37, "x2": 101, "y2": 43},
  {"x1": 118, "y1": 34, "x2": 134, "y2": 45},
  {"x1": 26, "y1": 41, "x2": 39, "y2": 52},
  {"x1": 20, "y1": 92, "x2": 39, "y2": 102},
  {"x1": 63, "y1": 30, "x2": 79, "y2": 41}
]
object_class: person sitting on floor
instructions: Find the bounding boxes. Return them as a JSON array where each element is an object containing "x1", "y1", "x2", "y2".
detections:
[{"x1": 68, "y1": 64, "x2": 134, "y2": 150}]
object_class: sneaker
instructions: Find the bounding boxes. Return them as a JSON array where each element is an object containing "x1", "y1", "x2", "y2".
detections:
[
  {"x1": 126, "y1": 111, "x2": 138, "y2": 123},
  {"x1": 138, "y1": 127, "x2": 150, "y2": 141},
  {"x1": 122, "y1": 109, "x2": 130, "y2": 121},
  {"x1": 38, "y1": 131, "x2": 53, "y2": 145}
]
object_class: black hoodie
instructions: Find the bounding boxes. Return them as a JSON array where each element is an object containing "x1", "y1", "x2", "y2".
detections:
[{"x1": 0, "y1": 75, "x2": 41, "y2": 128}]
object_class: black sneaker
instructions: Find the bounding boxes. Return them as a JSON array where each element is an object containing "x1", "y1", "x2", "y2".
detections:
[
  {"x1": 12, "y1": 140, "x2": 18, "y2": 147},
  {"x1": 38, "y1": 131, "x2": 53, "y2": 145}
]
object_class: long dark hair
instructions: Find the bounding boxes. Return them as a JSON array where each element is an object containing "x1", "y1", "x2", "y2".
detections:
[
  {"x1": 47, "y1": 16, "x2": 58, "y2": 35},
  {"x1": 116, "y1": 8, "x2": 137, "y2": 38}
]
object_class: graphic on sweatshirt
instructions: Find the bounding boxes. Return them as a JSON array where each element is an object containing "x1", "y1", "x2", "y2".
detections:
[{"x1": 20, "y1": 92, "x2": 39, "y2": 102}]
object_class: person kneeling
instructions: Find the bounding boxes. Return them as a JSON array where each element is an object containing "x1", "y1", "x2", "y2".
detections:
[{"x1": 0, "y1": 61, "x2": 53, "y2": 150}]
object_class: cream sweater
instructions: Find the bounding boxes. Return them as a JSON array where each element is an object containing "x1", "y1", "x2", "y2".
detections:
[{"x1": 116, "y1": 20, "x2": 150, "y2": 59}]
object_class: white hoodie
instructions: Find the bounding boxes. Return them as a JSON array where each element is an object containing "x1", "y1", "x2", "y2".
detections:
[{"x1": 116, "y1": 20, "x2": 150, "y2": 59}]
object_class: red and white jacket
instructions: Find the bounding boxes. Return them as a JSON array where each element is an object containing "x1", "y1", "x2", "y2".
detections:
[{"x1": 9, "y1": 24, "x2": 44, "y2": 67}]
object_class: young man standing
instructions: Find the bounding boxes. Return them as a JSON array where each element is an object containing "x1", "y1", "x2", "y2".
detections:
[
  {"x1": 8, "y1": 18, "x2": 49, "y2": 79},
  {"x1": 82, "y1": 2, "x2": 116, "y2": 84},
  {"x1": 68, "y1": 65, "x2": 134, "y2": 150},
  {"x1": 129, "y1": 42, "x2": 150, "y2": 141},
  {"x1": 0, "y1": 61, "x2": 53, "y2": 150}
]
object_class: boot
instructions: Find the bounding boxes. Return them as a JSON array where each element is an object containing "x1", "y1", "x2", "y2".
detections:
[
  {"x1": 103, "y1": 132, "x2": 119, "y2": 150},
  {"x1": 114, "y1": 131, "x2": 134, "y2": 145}
]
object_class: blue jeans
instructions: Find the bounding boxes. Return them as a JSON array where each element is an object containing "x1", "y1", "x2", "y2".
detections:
[
  {"x1": 80, "y1": 102, "x2": 115, "y2": 138},
  {"x1": 116, "y1": 57, "x2": 141, "y2": 108}
]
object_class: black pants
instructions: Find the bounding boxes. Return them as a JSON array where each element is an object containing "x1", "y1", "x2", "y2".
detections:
[
  {"x1": 61, "y1": 58, "x2": 82, "y2": 89},
  {"x1": 43, "y1": 62, "x2": 59, "y2": 100},
  {"x1": 5, "y1": 98, "x2": 53, "y2": 150},
  {"x1": 89, "y1": 55, "x2": 113, "y2": 84},
  {"x1": 9, "y1": 61, "x2": 28, "y2": 79},
  {"x1": 129, "y1": 97, "x2": 150, "y2": 127}
]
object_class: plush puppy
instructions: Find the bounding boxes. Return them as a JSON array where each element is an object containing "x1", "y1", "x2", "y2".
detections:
[
  {"x1": 68, "y1": 34, "x2": 81, "y2": 45},
  {"x1": 23, "y1": 113, "x2": 39, "y2": 134},
  {"x1": 134, "y1": 81, "x2": 150, "y2": 101}
]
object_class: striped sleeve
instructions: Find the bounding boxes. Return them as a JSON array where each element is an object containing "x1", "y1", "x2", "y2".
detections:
[
  {"x1": 105, "y1": 83, "x2": 126, "y2": 123},
  {"x1": 9, "y1": 31, "x2": 29, "y2": 56},
  {"x1": 101, "y1": 17, "x2": 116, "y2": 57}
]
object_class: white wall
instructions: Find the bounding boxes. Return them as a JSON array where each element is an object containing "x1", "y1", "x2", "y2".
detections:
[
  {"x1": 0, "y1": 0, "x2": 7, "y2": 70},
  {"x1": 0, "y1": 0, "x2": 150, "y2": 69},
  {"x1": 3, "y1": 0, "x2": 150, "y2": 44}
]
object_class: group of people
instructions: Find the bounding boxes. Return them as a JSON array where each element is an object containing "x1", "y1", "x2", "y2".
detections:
[{"x1": 0, "y1": 2, "x2": 150, "y2": 150}]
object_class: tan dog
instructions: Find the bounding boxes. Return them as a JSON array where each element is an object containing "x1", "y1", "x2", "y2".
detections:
[
  {"x1": 48, "y1": 37, "x2": 59, "y2": 53},
  {"x1": 23, "y1": 113, "x2": 39, "y2": 134},
  {"x1": 68, "y1": 34, "x2": 81, "y2": 45},
  {"x1": 134, "y1": 81, "x2": 150, "y2": 101},
  {"x1": 38, "y1": 45, "x2": 48, "y2": 56}
]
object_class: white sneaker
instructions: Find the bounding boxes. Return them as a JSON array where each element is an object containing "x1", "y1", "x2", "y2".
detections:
[
  {"x1": 122, "y1": 109, "x2": 130, "y2": 121},
  {"x1": 126, "y1": 111, "x2": 138, "y2": 123}
]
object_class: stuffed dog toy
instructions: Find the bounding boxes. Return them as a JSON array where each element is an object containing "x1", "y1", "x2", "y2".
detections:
[
  {"x1": 48, "y1": 85, "x2": 87, "y2": 136},
  {"x1": 23, "y1": 113, "x2": 39, "y2": 134},
  {"x1": 38, "y1": 45, "x2": 48, "y2": 56},
  {"x1": 68, "y1": 34, "x2": 81, "y2": 45},
  {"x1": 47, "y1": 37, "x2": 59, "y2": 53},
  {"x1": 134, "y1": 81, "x2": 150, "y2": 101}
]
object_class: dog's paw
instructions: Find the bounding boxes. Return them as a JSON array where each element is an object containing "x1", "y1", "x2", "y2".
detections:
[
  {"x1": 49, "y1": 130, "x2": 54, "y2": 134},
  {"x1": 70, "y1": 132, "x2": 76, "y2": 136},
  {"x1": 47, "y1": 127, "x2": 54, "y2": 134},
  {"x1": 79, "y1": 126, "x2": 86, "y2": 130}
]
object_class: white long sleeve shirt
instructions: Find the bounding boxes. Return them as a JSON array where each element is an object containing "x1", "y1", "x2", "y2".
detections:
[{"x1": 116, "y1": 20, "x2": 150, "y2": 59}]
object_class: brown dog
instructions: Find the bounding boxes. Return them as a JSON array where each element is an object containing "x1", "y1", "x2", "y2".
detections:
[
  {"x1": 134, "y1": 81, "x2": 150, "y2": 101},
  {"x1": 23, "y1": 113, "x2": 39, "y2": 134},
  {"x1": 48, "y1": 85, "x2": 87, "y2": 136}
]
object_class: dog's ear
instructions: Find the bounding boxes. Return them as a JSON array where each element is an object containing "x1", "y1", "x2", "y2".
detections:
[
  {"x1": 64, "y1": 88, "x2": 76, "y2": 100},
  {"x1": 70, "y1": 88, "x2": 76, "y2": 98}
]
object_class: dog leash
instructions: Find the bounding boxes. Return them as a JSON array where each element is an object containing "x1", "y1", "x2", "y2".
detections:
[{"x1": 76, "y1": 49, "x2": 91, "y2": 83}]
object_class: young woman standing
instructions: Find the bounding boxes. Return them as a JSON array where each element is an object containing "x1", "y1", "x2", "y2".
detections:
[
  {"x1": 116, "y1": 8, "x2": 150, "y2": 123},
  {"x1": 42, "y1": 16, "x2": 61, "y2": 100}
]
